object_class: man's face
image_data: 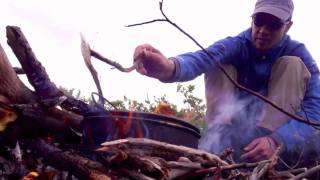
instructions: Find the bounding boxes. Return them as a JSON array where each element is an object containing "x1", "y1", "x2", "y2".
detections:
[{"x1": 251, "y1": 13, "x2": 292, "y2": 51}]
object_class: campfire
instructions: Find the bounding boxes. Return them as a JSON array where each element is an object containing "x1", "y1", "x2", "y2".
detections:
[{"x1": 1, "y1": 26, "x2": 319, "y2": 180}]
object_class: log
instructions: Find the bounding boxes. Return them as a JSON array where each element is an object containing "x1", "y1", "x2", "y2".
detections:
[
  {"x1": 13, "y1": 104, "x2": 82, "y2": 143},
  {"x1": 0, "y1": 43, "x2": 35, "y2": 103}
]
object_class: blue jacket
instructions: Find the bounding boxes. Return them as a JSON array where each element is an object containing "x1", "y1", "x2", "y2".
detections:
[{"x1": 168, "y1": 28, "x2": 320, "y2": 153}]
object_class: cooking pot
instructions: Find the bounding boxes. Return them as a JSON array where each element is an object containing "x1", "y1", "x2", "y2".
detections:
[{"x1": 82, "y1": 110, "x2": 201, "y2": 148}]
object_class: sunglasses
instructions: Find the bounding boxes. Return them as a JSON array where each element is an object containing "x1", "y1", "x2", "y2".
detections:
[{"x1": 253, "y1": 14, "x2": 288, "y2": 31}]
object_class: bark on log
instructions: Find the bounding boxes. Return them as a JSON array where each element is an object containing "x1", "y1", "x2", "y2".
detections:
[{"x1": 0, "y1": 43, "x2": 35, "y2": 104}]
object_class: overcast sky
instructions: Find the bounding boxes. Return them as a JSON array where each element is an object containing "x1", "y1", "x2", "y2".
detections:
[{"x1": 1, "y1": 0, "x2": 319, "y2": 107}]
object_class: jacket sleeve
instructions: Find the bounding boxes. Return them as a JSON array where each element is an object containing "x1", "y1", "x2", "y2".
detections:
[
  {"x1": 272, "y1": 43, "x2": 320, "y2": 153},
  {"x1": 163, "y1": 36, "x2": 248, "y2": 82}
]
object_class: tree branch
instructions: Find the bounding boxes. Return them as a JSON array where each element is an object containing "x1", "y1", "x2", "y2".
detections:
[{"x1": 126, "y1": 0, "x2": 320, "y2": 128}]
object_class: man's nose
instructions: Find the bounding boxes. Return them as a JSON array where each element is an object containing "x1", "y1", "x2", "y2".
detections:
[{"x1": 258, "y1": 25, "x2": 271, "y2": 34}]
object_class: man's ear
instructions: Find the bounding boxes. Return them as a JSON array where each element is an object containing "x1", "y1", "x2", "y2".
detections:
[{"x1": 284, "y1": 21, "x2": 293, "y2": 33}]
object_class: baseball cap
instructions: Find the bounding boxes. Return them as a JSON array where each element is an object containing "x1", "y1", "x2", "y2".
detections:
[{"x1": 253, "y1": 0, "x2": 294, "y2": 22}]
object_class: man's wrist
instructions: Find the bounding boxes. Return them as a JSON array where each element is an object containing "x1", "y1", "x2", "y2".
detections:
[
  {"x1": 167, "y1": 57, "x2": 177, "y2": 79},
  {"x1": 269, "y1": 132, "x2": 285, "y2": 152},
  {"x1": 160, "y1": 57, "x2": 177, "y2": 82}
]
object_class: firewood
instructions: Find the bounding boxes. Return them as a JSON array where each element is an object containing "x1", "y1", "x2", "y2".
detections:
[
  {"x1": 2, "y1": 104, "x2": 78, "y2": 145},
  {"x1": 23, "y1": 138, "x2": 111, "y2": 180},
  {"x1": 116, "y1": 168, "x2": 156, "y2": 180},
  {"x1": 107, "y1": 149, "x2": 129, "y2": 164},
  {"x1": 290, "y1": 165, "x2": 320, "y2": 180},
  {"x1": 0, "y1": 43, "x2": 35, "y2": 104},
  {"x1": 0, "y1": 156, "x2": 28, "y2": 177},
  {"x1": 127, "y1": 155, "x2": 168, "y2": 179},
  {"x1": 5, "y1": 26, "x2": 101, "y2": 116},
  {"x1": 167, "y1": 161, "x2": 202, "y2": 169},
  {"x1": 276, "y1": 167, "x2": 307, "y2": 178},
  {"x1": 6, "y1": 26, "x2": 62, "y2": 99},
  {"x1": 98, "y1": 138, "x2": 228, "y2": 166},
  {"x1": 0, "y1": 100, "x2": 17, "y2": 132},
  {"x1": 97, "y1": 138, "x2": 233, "y2": 179}
]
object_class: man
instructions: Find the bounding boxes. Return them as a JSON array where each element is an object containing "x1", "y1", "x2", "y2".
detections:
[{"x1": 133, "y1": 0, "x2": 320, "y2": 165}]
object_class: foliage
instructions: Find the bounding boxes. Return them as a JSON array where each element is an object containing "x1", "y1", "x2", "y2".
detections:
[
  {"x1": 176, "y1": 83, "x2": 207, "y2": 132},
  {"x1": 59, "y1": 83, "x2": 207, "y2": 133}
]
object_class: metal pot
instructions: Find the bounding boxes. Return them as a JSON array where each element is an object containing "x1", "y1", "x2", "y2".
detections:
[{"x1": 82, "y1": 110, "x2": 201, "y2": 148}]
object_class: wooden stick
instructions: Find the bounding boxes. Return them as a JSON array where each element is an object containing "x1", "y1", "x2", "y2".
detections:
[
  {"x1": 81, "y1": 35, "x2": 105, "y2": 105},
  {"x1": 90, "y1": 49, "x2": 138, "y2": 72}
]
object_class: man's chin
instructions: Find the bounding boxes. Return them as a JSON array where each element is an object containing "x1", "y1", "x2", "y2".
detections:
[{"x1": 254, "y1": 43, "x2": 270, "y2": 51}]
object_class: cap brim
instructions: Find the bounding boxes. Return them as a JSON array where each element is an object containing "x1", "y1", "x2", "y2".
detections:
[{"x1": 253, "y1": 6, "x2": 289, "y2": 22}]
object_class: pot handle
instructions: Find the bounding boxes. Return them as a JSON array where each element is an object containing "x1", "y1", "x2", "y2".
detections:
[{"x1": 91, "y1": 92, "x2": 118, "y2": 111}]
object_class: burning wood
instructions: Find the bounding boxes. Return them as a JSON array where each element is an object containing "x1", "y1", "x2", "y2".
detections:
[{"x1": 1, "y1": 26, "x2": 320, "y2": 179}]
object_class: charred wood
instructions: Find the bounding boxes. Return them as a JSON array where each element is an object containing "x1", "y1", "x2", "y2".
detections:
[
  {"x1": 0, "y1": 156, "x2": 28, "y2": 178},
  {"x1": 12, "y1": 104, "x2": 82, "y2": 143}
]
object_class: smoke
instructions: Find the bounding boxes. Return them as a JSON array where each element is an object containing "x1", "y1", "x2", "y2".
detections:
[{"x1": 199, "y1": 94, "x2": 265, "y2": 159}]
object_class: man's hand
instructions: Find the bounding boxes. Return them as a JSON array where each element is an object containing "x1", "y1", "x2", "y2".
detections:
[
  {"x1": 133, "y1": 44, "x2": 175, "y2": 80},
  {"x1": 240, "y1": 136, "x2": 277, "y2": 162}
]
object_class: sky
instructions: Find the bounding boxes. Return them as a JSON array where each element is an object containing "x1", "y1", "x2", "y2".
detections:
[{"x1": 0, "y1": 0, "x2": 319, "y2": 108}]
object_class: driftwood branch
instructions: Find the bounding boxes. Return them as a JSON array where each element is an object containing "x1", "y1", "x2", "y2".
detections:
[
  {"x1": 6, "y1": 26, "x2": 62, "y2": 99},
  {"x1": 5, "y1": 25, "x2": 104, "y2": 117},
  {"x1": 127, "y1": 0, "x2": 320, "y2": 128}
]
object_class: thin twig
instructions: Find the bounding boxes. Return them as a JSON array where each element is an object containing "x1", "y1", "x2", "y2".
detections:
[
  {"x1": 126, "y1": 19, "x2": 167, "y2": 27},
  {"x1": 126, "y1": 0, "x2": 320, "y2": 128},
  {"x1": 222, "y1": 160, "x2": 271, "y2": 171}
]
